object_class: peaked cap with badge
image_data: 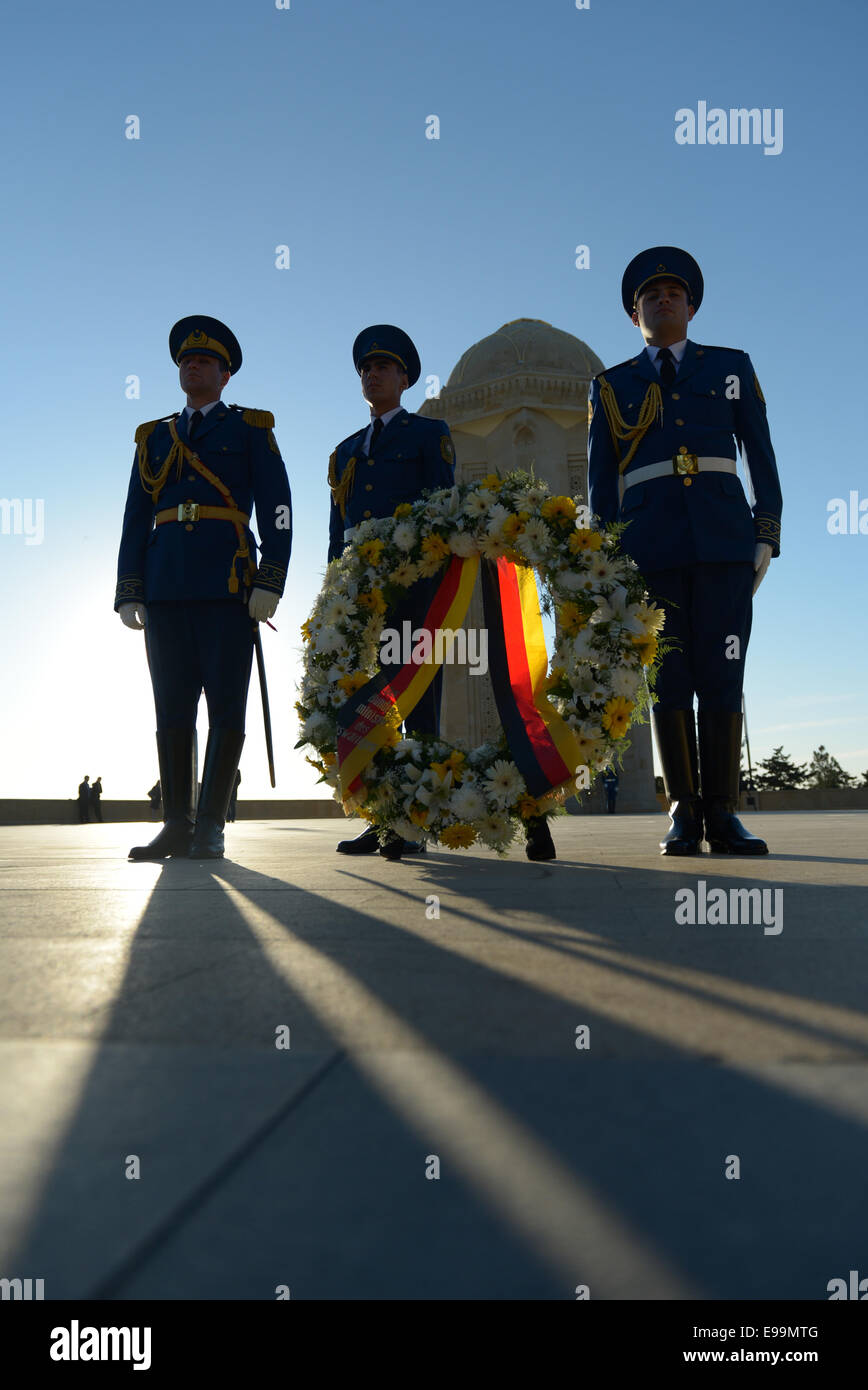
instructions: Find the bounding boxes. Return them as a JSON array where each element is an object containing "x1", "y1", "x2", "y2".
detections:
[
  {"x1": 352, "y1": 324, "x2": 421, "y2": 387},
  {"x1": 587, "y1": 248, "x2": 783, "y2": 857}
]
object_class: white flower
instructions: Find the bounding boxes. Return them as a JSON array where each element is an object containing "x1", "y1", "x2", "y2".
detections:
[
  {"x1": 449, "y1": 529, "x2": 478, "y2": 557},
  {"x1": 393, "y1": 521, "x2": 417, "y2": 552},
  {"x1": 300, "y1": 710, "x2": 331, "y2": 742},
  {"x1": 610, "y1": 666, "x2": 642, "y2": 699},
  {"x1": 321, "y1": 595, "x2": 357, "y2": 625},
  {"x1": 425, "y1": 486, "x2": 461, "y2": 519},
  {"x1": 314, "y1": 626, "x2": 346, "y2": 655},
  {"x1": 517, "y1": 484, "x2": 549, "y2": 508},
  {"x1": 463, "y1": 491, "x2": 491, "y2": 518},
  {"x1": 556, "y1": 568, "x2": 588, "y2": 593},
  {"x1": 484, "y1": 758, "x2": 526, "y2": 809},
  {"x1": 591, "y1": 585, "x2": 645, "y2": 636},
  {"x1": 394, "y1": 738, "x2": 424, "y2": 760},
  {"x1": 476, "y1": 812, "x2": 516, "y2": 850},
  {"x1": 635, "y1": 601, "x2": 665, "y2": 636},
  {"x1": 572, "y1": 628, "x2": 597, "y2": 661},
  {"x1": 587, "y1": 554, "x2": 620, "y2": 585},
  {"x1": 517, "y1": 519, "x2": 549, "y2": 560},
  {"x1": 392, "y1": 818, "x2": 426, "y2": 843},
  {"x1": 449, "y1": 784, "x2": 487, "y2": 821},
  {"x1": 478, "y1": 530, "x2": 509, "y2": 560}
]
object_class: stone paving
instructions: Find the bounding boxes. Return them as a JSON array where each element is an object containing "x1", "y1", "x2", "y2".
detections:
[{"x1": 1, "y1": 812, "x2": 866, "y2": 1299}]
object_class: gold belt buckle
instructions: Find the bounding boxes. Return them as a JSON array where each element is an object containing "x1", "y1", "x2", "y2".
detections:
[
  {"x1": 673, "y1": 452, "x2": 699, "y2": 476},
  {"x1": 178, "y1": 500, "x2": 199, "y2": 522}
]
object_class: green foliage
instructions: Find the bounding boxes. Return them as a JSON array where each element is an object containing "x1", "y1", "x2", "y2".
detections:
[
  {"x1": 754, "y1": 746, "x2": 807, "y2": 790},
  {"x1": 805, "y1": 745, "x2": 856, "y2": 789}
]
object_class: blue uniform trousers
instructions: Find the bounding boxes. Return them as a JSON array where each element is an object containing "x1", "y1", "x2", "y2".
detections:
[
  {"x1": 648, "y1": 562, "x2": 753, "y2": 713},
  {"x1": 144, "y1": 601, "x2": 254, "y2": 731}
]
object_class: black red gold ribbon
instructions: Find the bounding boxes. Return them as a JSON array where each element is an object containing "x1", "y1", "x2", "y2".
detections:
[{"x1": 481, "y1": 558, "x2": 583, "y2": 797}]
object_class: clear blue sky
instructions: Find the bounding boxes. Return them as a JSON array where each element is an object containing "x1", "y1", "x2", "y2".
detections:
[{"x1": 1, "y1": 0, "x2": 865, "y2": 800}]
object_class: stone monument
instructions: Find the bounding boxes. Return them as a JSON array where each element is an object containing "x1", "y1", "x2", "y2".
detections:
[{"x1": 418, "y1": 318, "x2": 658, "y2": 813}]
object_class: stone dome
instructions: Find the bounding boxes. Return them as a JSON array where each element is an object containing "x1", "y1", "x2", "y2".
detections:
[{"x1": 446, "y1": 318, "x2": 604, "y2": 389}]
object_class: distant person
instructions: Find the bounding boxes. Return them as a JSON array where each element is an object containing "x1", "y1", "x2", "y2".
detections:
[
  {"x1": 90, "y1": 777, "x2": 103, "y2": 822},
  {"x1": 77, "y1": 776, "x2": 91, "y2": 823},
  {"x1": 603, "y1": 769, "x2": 619, "y2": 815},
  {"x1": 148, "y1": 781, "x2": 162, "y2": 816},
  {"x1": 226, "y1": 769, "x2": 241, "y2": 822}
]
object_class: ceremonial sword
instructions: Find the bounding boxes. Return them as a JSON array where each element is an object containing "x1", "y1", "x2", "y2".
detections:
[{"x1": 252, "y1": 623, "x2": 276, "y2": 787}]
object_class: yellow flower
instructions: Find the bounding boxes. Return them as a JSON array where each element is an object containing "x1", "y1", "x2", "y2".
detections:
[
  {"x1": 557, "y1": 601, "x2": 585, "y2": 636},
  {"x1": 568, "y1": 528, "x2": 603, "y2": 554},
  {"x1": 388, "y1": 560, "x2": 419, "y2": 587},
  {"x1": 544, "y1": 665, "x2": 566, "y2": 690},
  {"x1": 440, "y1": 824, "x2": 477, "y2": 848},
  {"x1": 541, "y1": 496, "x2": 577, "y2": 523},
  {"x1": 393, "y1": 502, "x2": 413, "y2": 518},
  {"x1": 633, "y1": 634, "x2": 658, "y2": 666},
  {"x1": 409, "y1": 804, "x2": 430, "y2": 827},
  {"x1": 516, "y1": 795, "x2": 542, "y2": 820},
  {"x1": 501, "y1": 513, "x2": 525, "y2": 541},
  {"x1": 359, "y1": 538, "x2": 385, "y2": 565},
  {"x1": 357, "y1": 587, "x2": 387, "y2": 615},
  {"x1": 337, "y1": 671, "x2": 369, "y2": 695},
  {"x1": 602, "y1": 696, "x2": 634, "y2": 739},
  {"x1": 305, "y1": 756, "x2": 325, "y2": 774},
  {"x1": 300, "y1": 619, "x2": 313, "y2": 641},
  {"x1": 431, "y1": 750, "x2": 465, "y2": 783},
  {"x1": 480, "y1": 473, "x2": 502, "y2": 490},
  {"x1": 384, "y1": 723, "x2": 401, "y2": 748},
  {"x1": 322, "y1": 752, "x2": 336, "y2": 767},
  {"x1": 418, "y1": 533, "x2": 451, "y2": 576},
  {"x1": 421, "y1": 533, "x2": 450, "y2": 561}
]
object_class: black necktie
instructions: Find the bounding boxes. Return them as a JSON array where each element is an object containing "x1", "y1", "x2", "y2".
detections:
[
  {"x1": 188, "y1": 409, "x2": 204, "y2": 440},
  {"x1": 657, "y1": 347, "x2": 676, "y2": 387},
  {"x1": 369, "y1": 416, "x2": 383, "y2": 452}
]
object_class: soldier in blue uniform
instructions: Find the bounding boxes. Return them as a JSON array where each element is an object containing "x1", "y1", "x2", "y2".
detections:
[
  {"x1": 588, "y1": 248, "x2": 782, "y2": 855},
  {"x1": 115, "y1": 315, "x2": 292, "y2": 860},
  {"x1": 328, "y1": 325, "x2": 456, "y2": 859}
]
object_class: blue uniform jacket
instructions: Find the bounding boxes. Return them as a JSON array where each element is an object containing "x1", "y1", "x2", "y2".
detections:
[
  {"x1": 115, "y1": 403, "x2": 292, "y2": 608},
  {"x1": 587, "y1": 341, "x2": 782, "y2": 573},
  {"x1": 327, "y1": 408, "x2": 455, "y2": 563}
]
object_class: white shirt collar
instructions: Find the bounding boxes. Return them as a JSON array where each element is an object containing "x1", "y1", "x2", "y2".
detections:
[
  {"x1": 646, "y1": 338, "x2": 687, "y2": 365},
  {"x1": 369, "y1": 405, "x2": 403, "y2": 428},
  {"x1": 184, "y1": 399, "x2": 220, "y2": 417}
]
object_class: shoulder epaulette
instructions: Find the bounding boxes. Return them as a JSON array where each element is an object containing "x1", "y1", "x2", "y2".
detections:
[
  {"x1": 594, "y1": 357, "x2": 637, "y2": 380},
  {"x1": 335, "y1": 426, "x2": 366, "y2": 450},
  {"x1": 229, "y1": 404, "x2": 275, "y2": 428},
  {"x1": 134, "y1": 413, "x2": 176, "y2": 447}
]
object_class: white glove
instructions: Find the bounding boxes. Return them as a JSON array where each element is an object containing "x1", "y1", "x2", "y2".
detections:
[
  {"x1": 119, "y1": 602, "x2": 146, "y2": 630},
  {"x1": 248, "y1": 587, "x2": 279, "y2": 623},
  {"x1": 752, "y1": 543, "x2": 773, "y2": 595}
]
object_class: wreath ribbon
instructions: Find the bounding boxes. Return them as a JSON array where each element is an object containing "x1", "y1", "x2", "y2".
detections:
[
  {"x1": 336, "y1": 554, "x2": 479, "y2": 800},
  {"x1": 336, "y1": 554, "x2": 585, "y2": 804},
  {"x1": 481, "y1": 558, "x2": 584, "y2": 797}
]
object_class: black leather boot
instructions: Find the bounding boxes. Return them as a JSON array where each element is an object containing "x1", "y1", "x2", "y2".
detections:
[
  {"x1": 525, "y1": 816, "x2": 556, "y2": 861},
  {"x1": 336, "y1": 825, "x2": 380, "y2": 854},
  {"x1": 189, "y1": 730, "x2": 245, "y2": 859},
  {"x1": 698, "y1": 710, "x2": 768, "y2": 855},
  {"x1": 129, "y1": 730, "x2": 197, "y2": 860},
  {"x1": 651, "y1": 708, "x2": 703, "y2": 855}
]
